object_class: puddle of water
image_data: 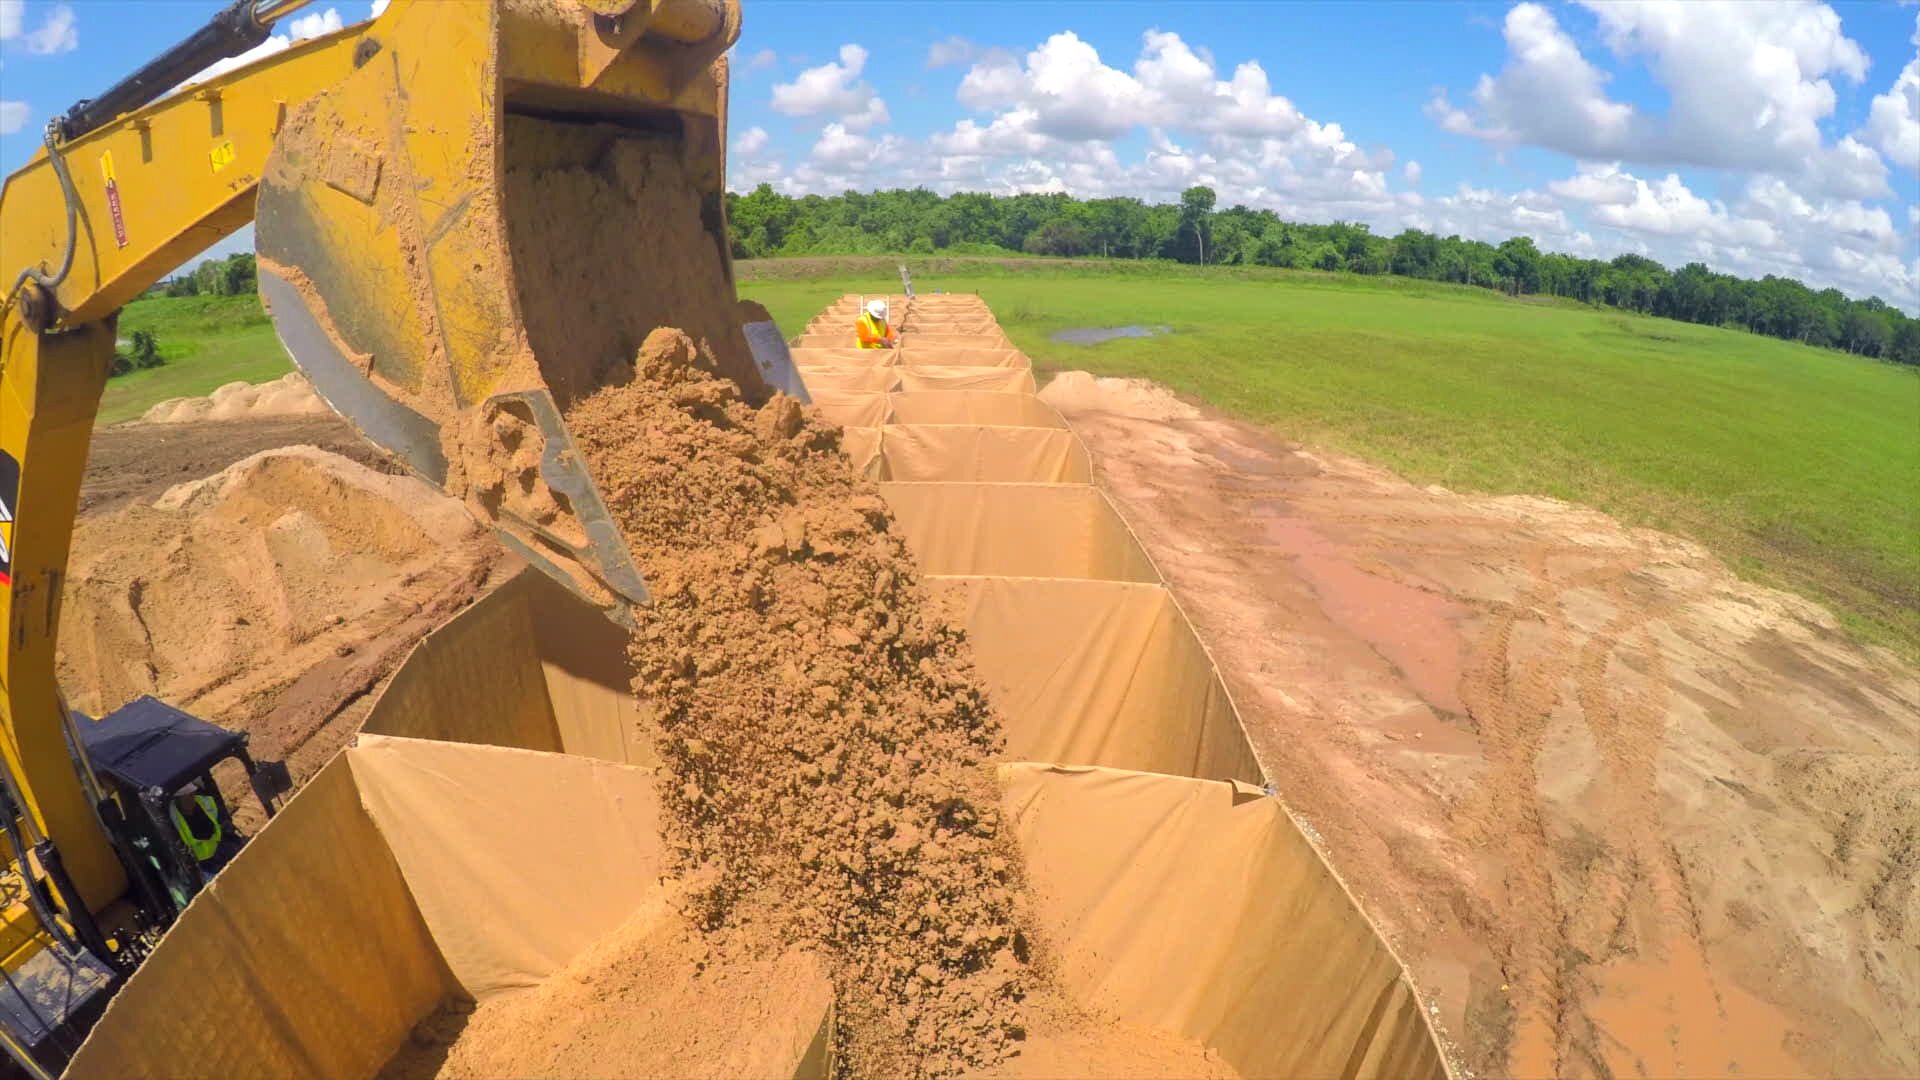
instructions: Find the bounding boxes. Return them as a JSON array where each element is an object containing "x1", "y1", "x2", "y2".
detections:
[{"x1": 1050, "y1": 324, "x2": 1173, "y2": 345}]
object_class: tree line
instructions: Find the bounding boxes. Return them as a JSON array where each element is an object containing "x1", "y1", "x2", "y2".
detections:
[
  {"x1": 159, "y1": 252, "x2": 258, "y2": 298},
  {"x1": 726, "y1": 184, "x2": 1920, "y2": 365}
]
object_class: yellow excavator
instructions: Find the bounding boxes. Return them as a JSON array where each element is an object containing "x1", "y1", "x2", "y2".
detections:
[{"x1": 0, "y1": 0, "x2": 744, "y2": 1071}]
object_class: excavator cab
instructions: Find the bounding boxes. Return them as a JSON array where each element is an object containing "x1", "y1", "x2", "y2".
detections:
[{"x1": 75, "y1": 696, "x2": 284, "y2": 924}]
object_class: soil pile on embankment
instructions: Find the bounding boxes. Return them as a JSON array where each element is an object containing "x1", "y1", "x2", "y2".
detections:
[
  {"x1": 60, "y1": 447, "x2": 502, "y2": 810},
  {"x1": 562, "y1": 329, "x2": 1032, "y2": 1076},
  {"x1": 141, "y1": 372, "x2": 329, "y2": 424}
]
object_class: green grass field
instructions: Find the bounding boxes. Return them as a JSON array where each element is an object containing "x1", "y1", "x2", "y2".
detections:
[
  {"x1": 102, "y1": 294, "x2": 289, "y2": 424},
  {"x1": 740, "y1": 260, "x2": 1920, "y2": 655}
]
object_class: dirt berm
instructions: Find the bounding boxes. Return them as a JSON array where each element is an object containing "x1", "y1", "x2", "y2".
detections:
[{"x1": 60, "y1": 443, "x2": 504, "y2": 812}]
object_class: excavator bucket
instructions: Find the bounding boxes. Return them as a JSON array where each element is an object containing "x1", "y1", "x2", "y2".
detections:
[{"x1": 255, "y1": 0, "x2": 762, "y2": 624}]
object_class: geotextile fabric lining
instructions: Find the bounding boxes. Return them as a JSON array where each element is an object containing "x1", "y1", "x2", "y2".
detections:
[
  {"x1": 878, "y1": 482, "x2": 1161, "y2": 582},
  {"x1": 809, "y1": 391, "x2": 1071, "y2": 430},
  {"x1": 363, "y1": 569, "x2": 659, "y2": 766},
  {"x1": 67, "y1": 738, "x2": 845, "y2": 1078},
  {"x1": 1002, "y1": 764, "x2": 1446, "y2": 1079},
  {"x1": 69, "y1": 292, "x2": 1445, "y2": 1078},
  {"x1": 933, "y1": 577, "x2": 1259, "y2": 783},
  {"x1": 841, "y1": 426, "x2": 1092, "y2": 483},
  {"x1": 795, "y1": 365, "x2": 1037, "y2": 395},
  {"x1": 791, "y1": 346, "x2": 1032, "y2": 370}
]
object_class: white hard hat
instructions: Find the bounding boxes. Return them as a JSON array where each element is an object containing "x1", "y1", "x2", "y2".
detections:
[{"x1": 866, "y1": 299, "x2": 889, "y2": 320}]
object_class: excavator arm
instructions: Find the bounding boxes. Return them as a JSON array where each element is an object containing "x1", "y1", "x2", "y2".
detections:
[
  {"x1": 0, "y1": 0, "x2": 740, "y2": 1067},
  {"x1": 0, "y1": 0, "x2": 376, "y2": 942}
]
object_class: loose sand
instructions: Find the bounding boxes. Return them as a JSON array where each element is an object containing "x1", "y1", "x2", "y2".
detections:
[
  {"x1": 1042, "y1": 371, "x2": 1920, "y2": 1079},
  {"x1": 564, "y1": 330, "x2": 1033, "y2": 1076},
  {"x1": 381, "y1": 896, "x2": 834, "y2": 1080}
]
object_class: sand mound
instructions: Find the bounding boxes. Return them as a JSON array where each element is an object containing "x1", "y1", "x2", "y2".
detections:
[
  {"x1": 1038, "y1": 370, "x2": 1198, "y2": 421},
  {"x1": 382, "y1": 896, "x2": 832, "y2": 1079},
  {"x1": 141, "y1": 372, "x2": 330, "y2": 424},
  {"x1": 59, "y1": 447, "x2": 498, "y2": 792}
]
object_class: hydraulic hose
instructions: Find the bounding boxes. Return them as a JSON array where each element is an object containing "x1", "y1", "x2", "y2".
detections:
[{"x1": 2, "y1": 129, "x2": 79, "y2": 317}]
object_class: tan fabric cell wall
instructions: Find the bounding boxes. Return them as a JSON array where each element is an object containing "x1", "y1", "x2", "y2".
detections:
[
  {"x1": 895, "y1": 366, "x2": 1036, "y2": 393},
  {"x1": 935, "y1": 577, "x2": 1259, "y2": 784},
  {"x1": 346, "y1": 737, "x2": 669, "y2": 999},
  {"x1": 1003, "y1": 764, "x2": 1447, "y2": 1080},
  {"x1": 362, "y1": 571, "x2": 657, "y2": 766},
  {"x1": 67, "y1": 757, "x2": 457, "y2": 1078},
  {"x1": 807, "y1": 389, "x2": 892, "y2": 428},
  {"x1": 792, "y1": 366, "x2": 1037, "y2": 395},
  {"x1": 876, "y1": 426, "x2": 1091, "y2": 483},
  {"x1": 519, "y1": 571, "x2": 661, "y2": 767},
  {"x1": 897, "y1": 332, "x2": 1013, "y2": 349},
  {"x1": 897, "y1": 348, "x2": 1029, "y2": 369},
  {"x1": 886, "y1": 391, "x2": 1067, "y2": 428},
  {"x1": 840, "y1": 426, "x2": 883, "y2": 479},
  {"x1": 360, "y1": 573, "x2": 566, "y2": 754},
  {"x1": 790, "y1": 347, "x2": 1031, "y2": 372},
  {"x1": 879, "y1": 482, "x2": 1160, "y2": 582},
  {"x1": 796, "y1": 365, "x2": 900, "y2": 392},
  {"x1": 791, "y1": 346, "x2": 895, "y2": 367}
]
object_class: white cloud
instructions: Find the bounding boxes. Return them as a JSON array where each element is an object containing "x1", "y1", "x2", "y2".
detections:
[
  {"x1": 1860, "y1": 54, "x2": 1919, "y2": 175},
  {"x1": 0, "y1": 0, "x2": 21, "y2": 41},
  {"x1": 743, "y1": 48, "x2": 776, "y2": 74},
  {"x1": 1434, "y1": 1, "x2": 1887, "y2": 198},
  {"x1": 0, "y1": 99, "x2": 27, "y2": 136},
  {"x1": 730, "y1": 17, "x2": 1918, "y2": 310},
  {"x1": 370, "y1": 0, "x2": 389, "y2": 16},
  {"x1": 927, "y1": 36, "x2": 974, "y2": 69},
  {"x1": 952, "y1": 29, "x2": 1317, "y2": 142},
  {"x1": 19, "y1": 3, "x2": 75, "y2": 55},
  {"x1": 183, "y1": 7, "x2": 341, "y2": 87},
  {"x1": 733, "y1": 125, "x2": 769, "y2": 156},
  {"x1": 772, "y1": 43, "x2": 890, "y2": 131},
  {"x1": 285, "y1": 7, "x2": 342, "y2": 40}
]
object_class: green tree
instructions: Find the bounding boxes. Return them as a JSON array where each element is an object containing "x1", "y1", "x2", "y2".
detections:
[
  {"x1": 1179, "y1": 185, "x2": 1215, "y2": 264},
  {"x1": 130, "y1": 329, "x2": 164, "y2": 370}
]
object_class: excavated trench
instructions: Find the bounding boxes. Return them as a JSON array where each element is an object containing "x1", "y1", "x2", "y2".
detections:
[{"x1": 67, "y1": 134, "x2": 1447, "y2": 1076}]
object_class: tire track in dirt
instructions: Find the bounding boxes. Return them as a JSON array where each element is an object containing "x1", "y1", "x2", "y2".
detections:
[{"x1": 1451, "y1": 546, "x2": 1578, "y2": 1077}]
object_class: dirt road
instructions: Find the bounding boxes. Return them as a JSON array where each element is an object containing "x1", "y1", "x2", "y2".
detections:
[{"x1": 1041, "y1": 372, "x2": 1918, "y2": 1079}]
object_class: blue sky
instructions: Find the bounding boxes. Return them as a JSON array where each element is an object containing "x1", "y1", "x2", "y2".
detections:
[{"x1": 3, "y1": 0, "x2": 1916, "y2": 305}]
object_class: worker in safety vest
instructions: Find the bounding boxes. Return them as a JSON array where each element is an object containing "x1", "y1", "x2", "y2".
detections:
[
  {"x1": 170, "y1": 786, "x2": 226, "y2": 872},
  {"x1": 855, "y1": 298, "x2": 897, "y2": 349}
]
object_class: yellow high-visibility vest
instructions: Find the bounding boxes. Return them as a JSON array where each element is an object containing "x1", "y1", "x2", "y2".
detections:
[
  {"x1": 856, "y1": 311, "x2": 893, "y2": 349},
  {"x1": 171, "y1": 794, "x2": 222, "y2": 863}
]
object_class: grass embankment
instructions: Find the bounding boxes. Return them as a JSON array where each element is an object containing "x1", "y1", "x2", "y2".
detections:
[
  {"x1": 102, "y1": 294, "x2": 288, "y2": 424},
  {"x1": 740, "y1": 258, "x2": 1920, "y2": 655}
]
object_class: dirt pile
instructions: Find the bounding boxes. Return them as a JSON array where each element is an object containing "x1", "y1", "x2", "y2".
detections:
[
  {"x1": 1047, "y1": 371, "x2": 1920, "y2": 1078},
  {"x1": 381, "y1": 896, "x2": 833, "y2": 1079},
  {"x1": 562, "y1": 329, "x2": 1032, "y2": 1076},
  {"x1": 141, "y1": 372, "x2": 329, "y2": 424},
  {"x1": 1038, "y1": 370, "x2": 1197, "y2": 422},
  {"x1": 500, "y1": 116, "x2": 768, "y2": 409},
  {"x1": 60, "y1": 446, "x2": 502, "y2": 810}
]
